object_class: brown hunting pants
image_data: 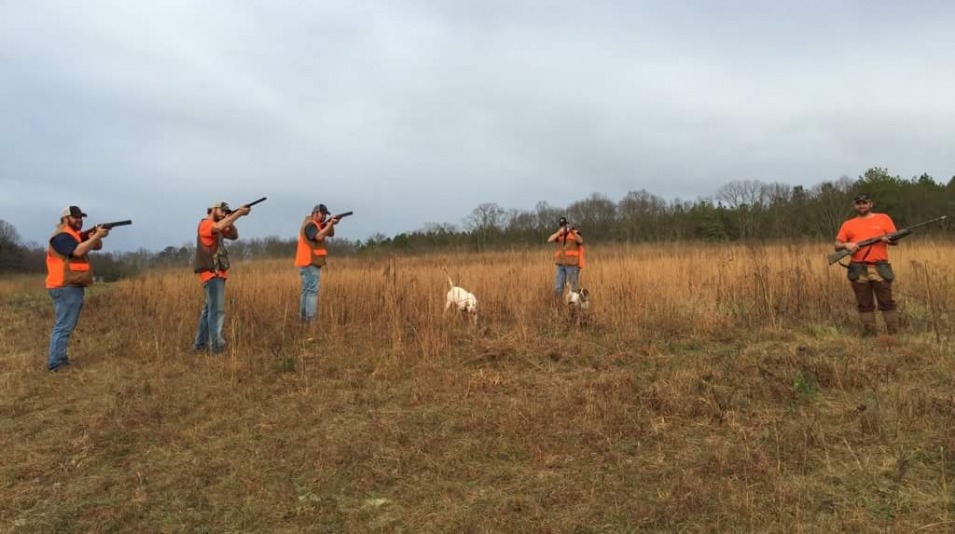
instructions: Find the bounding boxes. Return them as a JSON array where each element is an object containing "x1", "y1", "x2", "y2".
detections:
[{"x1": 849, "y1": 264, "x2": 895, "y2": 313}]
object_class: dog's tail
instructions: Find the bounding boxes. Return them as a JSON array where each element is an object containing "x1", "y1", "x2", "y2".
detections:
[{"x1": 440, "y1": 266, "x2": 454, "y2": 288}]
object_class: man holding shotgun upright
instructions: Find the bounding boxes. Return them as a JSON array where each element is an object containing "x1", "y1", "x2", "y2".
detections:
[
  {"x1": 834, "y1": 193, "x2": 900, "y2": 337},
  {"x1": 294, "y1": 203, "x2": 348, "y2": 323},
  {"x1": 193, "y1": 200, "x2": 251, "y2": 353}
]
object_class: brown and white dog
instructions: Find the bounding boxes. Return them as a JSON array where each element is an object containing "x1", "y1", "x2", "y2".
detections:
[
  {"x1": 445, "y1": 276, "x2": 479, "y2": 324},
  {"x1": 566, "y1": 288, "x2": 590, "y2": 310}
]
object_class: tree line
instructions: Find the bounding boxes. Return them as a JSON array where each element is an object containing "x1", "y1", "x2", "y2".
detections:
[
  {"x1": 2, "y1": 167, "x2": 952, "y2": 278},
  {"x1": 361, "y1": 167, "x2": 954, "y2": 251}
]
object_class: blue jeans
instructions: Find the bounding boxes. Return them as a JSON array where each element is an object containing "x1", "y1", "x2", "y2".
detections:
[
  {"x1": 299, "y1": 266, "x2": 322, "y2": 321},
  {"x1": 554, "y1": 265, "x2": 580, "y2": 297},
  {"x1": 48, "y1": 286, "x2": 85, "y2": 370},
  {"x1": 194, "y1": 277, "x2": 226, "y2": 352}
]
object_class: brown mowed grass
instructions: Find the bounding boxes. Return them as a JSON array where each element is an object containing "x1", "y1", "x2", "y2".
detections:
[{"x1": 2, "y1": 241, "x2": 955, "y2": 532}]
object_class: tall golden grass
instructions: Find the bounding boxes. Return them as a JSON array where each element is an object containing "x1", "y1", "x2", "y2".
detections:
[{"x1": 2, "y1": 241, "x2": 955, "y2": 531}]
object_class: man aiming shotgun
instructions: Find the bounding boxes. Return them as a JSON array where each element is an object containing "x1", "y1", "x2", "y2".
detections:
[
  {"x1": 548, "y1": 216, "x2": 584, "y2": 304},
  {"x1": 192, "y1": 198, "x2": 262, "y2": 353},
  {"x1": 45, "y1": 206, "x2": 119, "y2": 371},
  {"x1": 294, "y1": 203, "x2": 352, "y2": 323}
]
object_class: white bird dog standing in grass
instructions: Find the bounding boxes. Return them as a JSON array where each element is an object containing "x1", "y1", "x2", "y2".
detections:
[{"x1": 444, "y1": 274, "x2": 479, "y2": 324}]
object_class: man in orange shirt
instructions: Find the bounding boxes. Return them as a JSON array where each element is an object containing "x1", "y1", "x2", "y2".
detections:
[
  {"x1": 834, "y1": 193, "x2": 899, "y2": 336},
  {"x1": 193, "y1": 201, "x2": 251, "y2": 353}
]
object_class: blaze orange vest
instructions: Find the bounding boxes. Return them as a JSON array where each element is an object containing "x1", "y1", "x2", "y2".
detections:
[
  {"x1": 193, "y1": 218, "x2": 232, "y2": 284},
  {"x1": 193, "y1": 219, "x2": 224, "y2": 273},
  {"x1": 554, "y1": 231, "x2": 583, "y2": 267},
  {"x1": 295, "y1": 217, "x2": 329, "y2": 268},
  {"x1": 46, "y1": 225, "x2": 93, "y2": 289}
]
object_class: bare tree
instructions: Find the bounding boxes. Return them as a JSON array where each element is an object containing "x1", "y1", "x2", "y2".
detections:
[
  {"x1": 0, "y1": 220, "x2": 20, "y2": 246},
  {"x1": 535, "y1": 201, "x2": 562, "y2": 233},
  {"x1": 716, "y1": 180, "x2": 769, "y2": 209},
  {"x1": 715, "y1": 180, "x2": 772, "y2": 239},
  {"x1": 618, "y1": 190, "x2": 666, "y2": 240},
  {"x1": 463, "y1": 203, "x2": 507, "y2": 232},
  {"x1": 0, "y1": 220, "x2": 24, "y2": 272},
  {"x1": 423, "y1": 222, "x2": 458, "y2": 234},
  {"x1": 806, "y1": 176, "x2": 856, "y2": 237},
  {"x1": 464, "y1": 203, "x2": 508, "y2": 251},
  {"x1": 566, "y1": 193, "x2": 617, "y2": 239}
]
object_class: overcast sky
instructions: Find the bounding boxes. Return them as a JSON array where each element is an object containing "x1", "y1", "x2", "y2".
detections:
[{"x1": 2, "y1": 0, "x2": 954, "y2": 251}]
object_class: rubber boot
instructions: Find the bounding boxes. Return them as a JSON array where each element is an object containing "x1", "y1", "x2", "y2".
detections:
[
  {"x1": 882, "y1": 309, "x2": 900, "y2": 335},
  {"x1": 859, "y1": 311, "x2": 877, "y2": 338}
]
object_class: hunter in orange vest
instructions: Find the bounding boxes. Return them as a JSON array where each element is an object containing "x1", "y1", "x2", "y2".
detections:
[
  {"x1": 46, "y1": 205, "x2": 110, "y2": 371},
  {"x1": 547, "y1": 216, "x2": 584, "y2": 302},
  {"x1": 296, "y1": 203, "x2": 339, "y2": 322},
  {"x1": 192, "y1": 201, "x2": 251, "y2": 353}
]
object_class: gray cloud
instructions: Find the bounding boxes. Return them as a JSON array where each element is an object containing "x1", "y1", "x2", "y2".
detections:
[{"x1": 2, "y1": 0, "x2": 954, "y2": 251}]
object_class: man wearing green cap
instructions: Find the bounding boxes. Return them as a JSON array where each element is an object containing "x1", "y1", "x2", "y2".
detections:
[
  {"x1": 193, "y1": 201, "x2": 250, "y2": 353},
  {"x1": 294, "y1": 204, "x2": 339, "y2": 322}
]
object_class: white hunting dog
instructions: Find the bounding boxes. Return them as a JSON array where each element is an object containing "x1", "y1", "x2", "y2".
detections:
[{"x1": 444, "y1": 276, "x2": 479, "y2": 324}]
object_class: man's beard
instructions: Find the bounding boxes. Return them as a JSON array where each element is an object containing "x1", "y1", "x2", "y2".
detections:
[
  {"x1": 856, "y1": 206, "x2": 871, "y2": 216},
  {"x1": 69, "y1": 220, "x2": 83, "y2": 231}
]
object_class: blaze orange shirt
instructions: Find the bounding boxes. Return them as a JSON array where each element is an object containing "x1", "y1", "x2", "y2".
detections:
[
  {"x1": 835, "y1": 213, "x2": 897, "y2": 262},
  {"x1": 198, "y1": 218, "x2": 228, "y2": 283}
]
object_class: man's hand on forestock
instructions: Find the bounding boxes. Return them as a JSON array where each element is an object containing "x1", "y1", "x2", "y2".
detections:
[{"x1": 92, "y1": 226, "x2": 110, "y2": 240}]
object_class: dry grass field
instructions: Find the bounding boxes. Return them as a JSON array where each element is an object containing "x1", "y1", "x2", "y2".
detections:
[{"x1": 3, "y1": 241, "x2": 955, "y2": 532}]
